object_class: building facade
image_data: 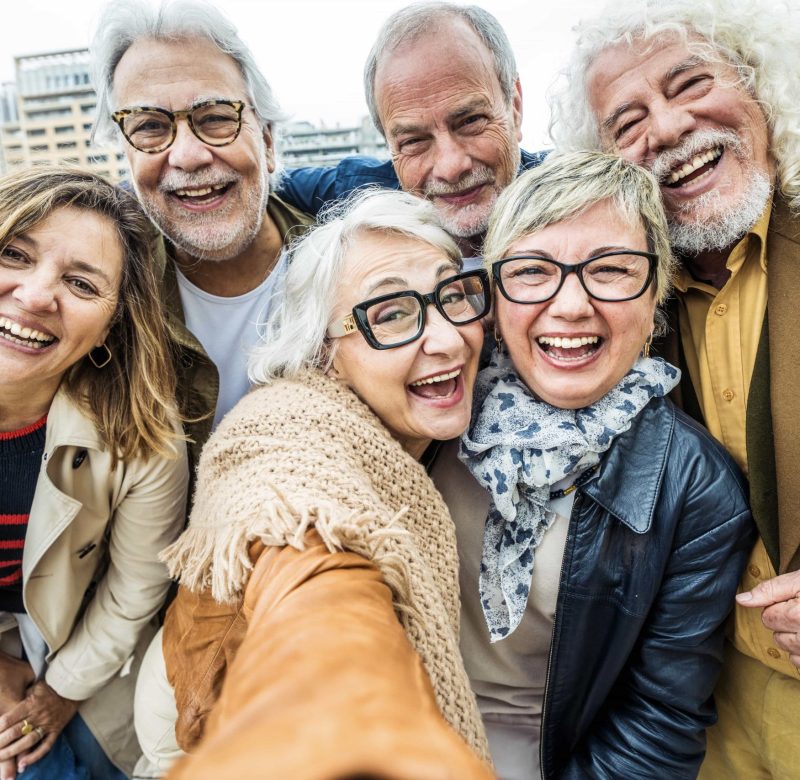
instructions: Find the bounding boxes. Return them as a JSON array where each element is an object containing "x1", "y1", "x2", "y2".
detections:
[
  {"x1": 279, "y1": 116, "x2": 389, "y2": 168},
  {"x1": 0, "y1": 48, "x2": 127, "y2": 181}
]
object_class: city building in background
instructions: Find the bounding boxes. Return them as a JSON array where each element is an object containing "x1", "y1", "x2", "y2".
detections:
[
  {"x1": 0, "y1": 48, "x2": 127, "y2": 181},
  {"x1": 0, "y1": 47, "x2": 390, "y2": 179},
  {"x1": 279, "y1": 117, "x2": 388, "y2": 168}
]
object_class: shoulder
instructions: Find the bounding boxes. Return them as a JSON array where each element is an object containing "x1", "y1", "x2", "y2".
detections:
[{"x1": 519, "y1": 148, "x2": 549, "y2": 171}]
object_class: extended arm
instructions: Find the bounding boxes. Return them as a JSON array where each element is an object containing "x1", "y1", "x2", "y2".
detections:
[{"x1": 167, "y1": 531, "x2": 494, "y2": 780}]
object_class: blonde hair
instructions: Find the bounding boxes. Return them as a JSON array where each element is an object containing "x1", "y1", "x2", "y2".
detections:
[
  {"x1": 0, "y1": 165, "x2": 181, "y2": 464},
  {"x1": 483, "y1": 151, "x2": 675, "y2": 311},
  {"x1": 548, "y1": 0, "x2": 800, "y2": 212}
]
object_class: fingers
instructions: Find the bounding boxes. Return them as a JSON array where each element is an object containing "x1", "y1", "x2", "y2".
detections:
[
  {"x1": 0, "y1": 725, "x2": 43, "y2": 762},
  {"x1": 737, "y1": 570, "x2": 800, "y2": 608},
  {"x1": 16, "y1": 732, "x2": 57, "y2": 771},
  {"x1": 761, "y1": 596, "x2": 800, "y2": 633},
  {"x1": 0, "y1": 757, "x2": 15, "y2": 780}
]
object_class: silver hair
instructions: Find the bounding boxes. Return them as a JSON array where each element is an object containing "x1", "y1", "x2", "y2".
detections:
[
  {"x1": 90, "y1": 0, "x2": 286, "y2": 183},
  {"x1": 548, "y1": 0, "x2": 800, "y2": 212},
  {"x1": 363, "y1": 2, "x2": 518, "y2": 136},
  {"x1": 248, "y1": 188, "x2": 462, "y2": 384},
  {"x1": 483, "y1": 151, "x2": 675, "y2": 332}
]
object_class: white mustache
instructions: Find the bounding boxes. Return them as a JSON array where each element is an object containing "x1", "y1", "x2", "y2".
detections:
[
  {"x1": 649, "y1": 129, "x2": 744, "y2": 182},
  {"x1": 424, "y1": 166, "x2": 494, "y2": 197}
]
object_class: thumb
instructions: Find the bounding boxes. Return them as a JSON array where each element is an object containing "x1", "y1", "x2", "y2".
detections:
[{"x1": 737, "y1": 570, "x2": 800, "y2": 608}]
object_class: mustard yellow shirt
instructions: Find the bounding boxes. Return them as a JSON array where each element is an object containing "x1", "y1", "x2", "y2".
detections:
[{"x1": 674, "y1": 201, "x2": 799, "y2": 680}]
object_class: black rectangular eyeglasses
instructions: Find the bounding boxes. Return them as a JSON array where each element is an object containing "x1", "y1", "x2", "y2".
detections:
[
  {"x1": 327, "y1": 268, "x2": 491, "y2": 350},
  {"x1": 493, "y1": 250, "x2": 658, "y2": 304},
  {"x1": 111, "y1": 99, "x2": 248, "y2": 153}
]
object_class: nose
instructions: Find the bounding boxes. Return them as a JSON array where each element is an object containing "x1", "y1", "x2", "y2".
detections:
[
  {"x1": 547, "y1": 273, "x2": 595, "y2": 320},
  {"x1": 420, "y1": 305, "x2": 467, "y2": 355},
  {"x1": 13, "y1": 272, "x2": 57, "y2": 313},
  {"x1": 430, "y1": 132, "x2": 473, "y2": 184},
  {"x1": 166, "y1": 119, "x2": 215, "y2": 171},
  {"x1": 646, "y1": 98, "x2": 697, "y2": 157}
]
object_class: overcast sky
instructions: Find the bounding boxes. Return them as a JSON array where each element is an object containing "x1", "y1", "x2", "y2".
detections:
[{"x1": 0, "y1": 0, "x2": 603, "y2": 149}]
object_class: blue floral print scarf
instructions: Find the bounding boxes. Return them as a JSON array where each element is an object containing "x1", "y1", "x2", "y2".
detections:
[{"x1": 459, "y1": 349, "x2": 680, "y2": 642}]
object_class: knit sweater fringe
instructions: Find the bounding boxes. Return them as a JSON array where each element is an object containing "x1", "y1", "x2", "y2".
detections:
[{"x1": 160, "y1": 370, "x2": 490, "y2": 762}]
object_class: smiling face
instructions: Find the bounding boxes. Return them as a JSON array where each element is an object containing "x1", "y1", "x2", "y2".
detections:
[
  {"x1": 329, "y1": 231, "x2": 484, "y2": 458},
  {"x1": 374, "y1": 18, "x2": 522, "y2": 242},
  {"x1": 113, "y1": 36, "x2": 274, "y2": 263},
  {"x1": 495, "y1": 200, "x2": 656, "y2": 409},
  {"x1": 587, "y1": 36, "x2": 774, "y2": 255},
  {"x1": 0, "y1": 207, "x2": 123, "y2": 404}
]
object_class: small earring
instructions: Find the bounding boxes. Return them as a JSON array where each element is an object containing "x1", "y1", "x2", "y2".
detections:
[
  {"x1": 89, "y1": 343, "x2": 112, "y2": 369},
  {"x1": 642, "y1": 332, "x2": 653, "y2": 359},
  {"x1": 493, "y1": 325, "x2": 503, "y2": 349}
]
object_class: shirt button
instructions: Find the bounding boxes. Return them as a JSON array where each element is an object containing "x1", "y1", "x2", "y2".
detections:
[
  {"x1": 748, "y1": 565, "x2": 761, "y2": 578},
  {"x1": 714, "y1": 304, "x2": 728, "y2": 316},
  {"x1": 767, "y1": 647, "x2": 781, "y2": 659},
  {"x1": 722, "y1": 389, "x2": 735, "y2": 402}
]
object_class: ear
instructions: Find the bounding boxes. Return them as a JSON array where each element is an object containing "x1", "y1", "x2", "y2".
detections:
[
  {"x1": 511, "y1": 78, "x2": 523, "y2": 142},
  {"x1": 263, "y1": 123, "x2": 276, "y2": 174}
]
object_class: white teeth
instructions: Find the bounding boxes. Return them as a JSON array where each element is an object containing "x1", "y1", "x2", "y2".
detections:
[
  {"x1": 667, "y1": 147, "x2": 723, "y2": 184},
  {"x1": 0, "y1": 316, "x2": 55, "y2": 343},
  {"x1": 410, "y1": 368, "x2": 461, "y2": 386},
  {"x1": 174, "y1": 183, "x2": 226, "y2": 197},
  {"x1": 537, "y1": 335, "x2": 599, "y2": 348}
]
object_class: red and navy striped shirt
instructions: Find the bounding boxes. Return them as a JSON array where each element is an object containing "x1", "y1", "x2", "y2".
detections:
[{"x1": 0, "y1": 415, "x2": 46, "y2": 614}]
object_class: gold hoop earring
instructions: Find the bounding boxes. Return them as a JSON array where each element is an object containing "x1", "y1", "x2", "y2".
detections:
[
  {"x1": 89, "y1": 343, "x2": 112, "y2": 369},
  {"x1": 642, "y1": 332, "x2": 653, "y2": 359}
]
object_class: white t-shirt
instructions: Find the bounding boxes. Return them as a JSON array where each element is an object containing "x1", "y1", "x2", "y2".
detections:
[{"x1": 176, "y1": 253, "x2": 288, "y2": 428}]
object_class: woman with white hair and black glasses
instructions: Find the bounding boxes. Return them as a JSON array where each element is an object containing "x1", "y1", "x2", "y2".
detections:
[{"x1": 135, "y1": 190, "x2": 496, "y2": 779}]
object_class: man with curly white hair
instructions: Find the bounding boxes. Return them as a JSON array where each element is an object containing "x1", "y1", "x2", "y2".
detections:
[{"x1": 549, "y1": 1, "x2": 800, "y2": 776}]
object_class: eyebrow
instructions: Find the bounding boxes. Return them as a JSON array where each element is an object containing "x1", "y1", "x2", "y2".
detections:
[
  {"x1": 389, "y1": 98, "x2": 491, "y2": 138},
  {"x1": 601, "y1": 56, "x2": 708, "y2": 133},
  {"x1": 364, "y1": 263, "x2": 459, "y2": 296},
  {"x1": 68, "y1": 259, "x2": 114, "y2": 286}
]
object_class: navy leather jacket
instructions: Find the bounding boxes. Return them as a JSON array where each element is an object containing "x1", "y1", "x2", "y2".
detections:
[
  {"x1": 277, "y1": 149, "x2": 548, "y2": 217},
  {"x1": 542, "y1": 397, "x2": 754, "y2": 779}
]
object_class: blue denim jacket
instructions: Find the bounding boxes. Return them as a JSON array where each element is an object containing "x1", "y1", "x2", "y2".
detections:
[{"x1": 278, "y1": 148, "x2": 548, "y2": 216}]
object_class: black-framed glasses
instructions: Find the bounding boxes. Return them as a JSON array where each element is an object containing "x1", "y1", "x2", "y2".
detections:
[
  {"x1": 111, "y1": 99, "x2": 248, "y2": 153},
  {"x1": 493, "y1": 250, "x2": 658, "y2": 304},
  {"x1": 328, "y1": 269, "x2": 491, "y2": 350}
]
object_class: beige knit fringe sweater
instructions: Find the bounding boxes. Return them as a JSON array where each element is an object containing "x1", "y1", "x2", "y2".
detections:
[{"x1": 161, "y1": 369, "x2": 490, "y2": 761}]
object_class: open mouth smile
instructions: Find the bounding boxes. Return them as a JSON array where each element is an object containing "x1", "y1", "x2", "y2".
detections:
[
  {"x1": 537, "y1": 335, "x2": 601, "y2": 362},
  {"x1": 0, "y1": 316, "x2": 56, "y2": 349},
  {"x1": 170, "y1": 182, "x2": 233, "y2": 205},
  {"x1": 665, "y1": 147, "x2": 723, "y2": 188},
  {"x1": 408, "y1": 367, "x2": 462, "y2": 398}
]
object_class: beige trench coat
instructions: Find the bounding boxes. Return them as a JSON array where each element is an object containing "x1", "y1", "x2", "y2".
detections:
[{"x1": 19, "y1": 389, "x2": 188, "y2": 775}]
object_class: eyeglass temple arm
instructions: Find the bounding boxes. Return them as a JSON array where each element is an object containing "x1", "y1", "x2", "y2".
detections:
[{"x1": 327, "y1": 315, "x2": 357, "y2": 339}]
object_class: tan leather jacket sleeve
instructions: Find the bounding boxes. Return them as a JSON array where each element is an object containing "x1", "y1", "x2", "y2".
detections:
[{"x1": 166, "y1": 531, "x2": 494, "y2": 779}]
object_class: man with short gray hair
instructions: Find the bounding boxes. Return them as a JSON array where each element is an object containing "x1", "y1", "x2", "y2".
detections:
[
  {"x1": 91, "y1": 0, "x2": 312, "y2": 463},
  {"x1": 280, "y1": 2, "x2": 545, "y2": 256},
  {"x1": 549, "y1": 1, "x2": 800, "y2": 776}
]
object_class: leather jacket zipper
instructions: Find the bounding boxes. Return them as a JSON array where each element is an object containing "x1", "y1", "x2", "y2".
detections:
[{"x1": 539, "y1": 493, "x2": 582, "y2": 779}]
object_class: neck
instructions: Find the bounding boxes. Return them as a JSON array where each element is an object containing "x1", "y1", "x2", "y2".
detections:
[
  {"x1": 683, "y1": 247, "x2": 733, "y2": 290},
  {"x1": 454, "y1": 233, "x2": 484, "y2": 258},
  {"x1": 174, "y1": 215, "x2": 284, "y2": 297},
  {"x1": 0, "y1": 379, "x2": 59, "y2": 432}
]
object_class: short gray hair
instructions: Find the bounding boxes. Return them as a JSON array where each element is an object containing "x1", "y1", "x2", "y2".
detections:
[
  {"x1": 548, "y1": 0, "x2": 800, "y2": 212},
  {"x1": 364, "y1": 2, "x2": 518, "y2": 136},
  {"x1": 249, "y1": 188, "x2": 462, "y2": 384},
  {"x1": 483, "y1": 150, "x2": 675, "y2": 314},
  {"x1": 90, "y1": 0, "x2": 286, "y2": 146}
]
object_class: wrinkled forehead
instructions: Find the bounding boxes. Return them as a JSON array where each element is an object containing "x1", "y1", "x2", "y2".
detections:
[{"x1": 113, "y1": 36, "x2": 249, "y2": 109}]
